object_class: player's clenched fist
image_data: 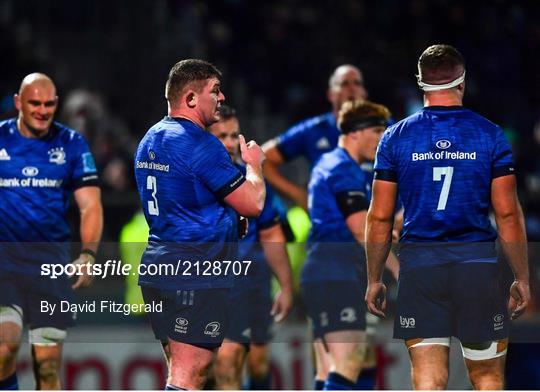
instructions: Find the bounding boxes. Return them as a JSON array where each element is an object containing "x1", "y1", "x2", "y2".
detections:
[{"x1": 239, "y1": 134, "x2": 265, "y2": 167}]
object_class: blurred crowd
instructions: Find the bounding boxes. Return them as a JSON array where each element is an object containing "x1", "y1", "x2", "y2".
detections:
[{"x1": 0, "y1": 0, "x2": 539, "y2": 290}]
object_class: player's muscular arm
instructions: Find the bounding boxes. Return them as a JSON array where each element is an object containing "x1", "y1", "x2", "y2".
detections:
[
  {"x1": 365, "y1": 180, "x2": 397, "y2": 317},
  {"x1": 262, "y1": 140, "x2": 308, "y2": 211},
  {"x1": 491, "y1": 174, "x2": 530, "y2": 319},
  {"x1": 225, "y1": 135, "x2": 265, "y2": 217},
  {"x1": 347, "y1": 209, "x2": 400, "y2": 281},
  {"x1": 72, "y1": 186, "x2": 103, "y2": 289},
  {"x1": 259, "y1": 224, "x2": 294, "y2": 322},
  {"x1": 346, "y1": 210, "x2": 368, "y2": 244},
  {"x1": 74, "y1": 186, "x2": 103, "y2": 253}
]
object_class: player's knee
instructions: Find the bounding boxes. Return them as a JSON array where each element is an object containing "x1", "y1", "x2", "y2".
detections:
[
  {"x1": 0, "y1": 342, "x2": 20, "y2": 373},
  {"x1": 215, "y1": 348, "x2": 241, "y2": 373},
  {"x1": 463, "y1": 341, "x2": 506, "y2": 390},
  {"x1": 35, "y1": 357, "x2": 61, "y2": 386},
  {"x1": 414, "y1": 378, "x2": 448, "y2": 390},
  {"x1": 469, "y1": 370, "x2": 504, "y2": 390},
  {"x1": 0, "y1": 342, "x2": 19, "y2": 359},
  {"x1": 249, "y1": 360, "x2": 269, "y2": 380},
  {"x1": 412, "y1": 369, "x2": 448, "y2": 390},
  {"x1": 0, "y1": 306, "x2": 23, "y2": 346}
]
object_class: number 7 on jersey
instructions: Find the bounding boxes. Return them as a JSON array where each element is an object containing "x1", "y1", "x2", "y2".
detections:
[{"x1": 433, "y1": 166, "x2": 454, "y2": 211}]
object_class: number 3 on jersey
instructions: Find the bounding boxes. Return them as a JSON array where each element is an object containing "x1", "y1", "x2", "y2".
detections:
[
  {"x1": 433, "y1": 166, "x2": 454, "y2": 211},
  {"x1": 147, "y1": 175, "x2": 159, "y2": 216}
]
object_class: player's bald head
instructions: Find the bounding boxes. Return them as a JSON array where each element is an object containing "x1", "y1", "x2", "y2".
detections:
[
  {"x1": 328, "y1": 64, "x2": 362, "y2": 90},
  {"x1": 19, "y1": 73, "x2": 56, "y2": 96}
]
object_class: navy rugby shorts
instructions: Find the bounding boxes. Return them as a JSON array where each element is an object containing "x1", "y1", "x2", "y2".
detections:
[
  {"x1": 0, "y1": 269, "x2": 76, "y2": 330},
  {"x1": 301, "y1": 280, "x2": 367, "y2": 339},
  {"x1": 226, "y1": 284, "x2": 273, "y2": 347},
  {"x1": 141, "y1": 286, "x2": 230, "y2": 350},
  {"x1": 394, "y1": 262, "x2": 508, "y2": 343}
]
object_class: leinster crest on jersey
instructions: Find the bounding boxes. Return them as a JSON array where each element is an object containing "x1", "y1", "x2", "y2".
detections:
[{"x1": 48, "y1": 147, "x2": 66, "y2": 164}]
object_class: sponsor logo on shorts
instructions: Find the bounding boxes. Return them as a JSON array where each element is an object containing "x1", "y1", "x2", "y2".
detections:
[
  {"x1": 242, "y1": 328, "x2": 251, "y2": 339},
  {"x1": 319, "y1": 312, "x2": 329, "y2": 328},
  {"x1": 340, "y1": 307, "x2": 357, "y2": 323},
  {"x1": 204, "y1": 322, "x2": 221, "y2": 338},
  {"x1": 493, "y1": 314, "x2": 504, "y2": 331},
  {"x1": 436, "y1": 139, "x2": 452, "y2": 149},
  {"x1": 174, "y1": 317, "x2": 188, "y2": 334},
  {"x1": 400, "y1": 316, "x2": 416, "y2": 328}
]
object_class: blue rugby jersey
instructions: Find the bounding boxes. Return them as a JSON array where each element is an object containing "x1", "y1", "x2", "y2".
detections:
[
  {"x1": 0, "y1": 118, "x2": 98, "y2": 273},
  {"x1": 233, "y1": 163, "x2": 280, "y2": 294},
  {"x1": 302, "y1": 147, "x2": 371, "y2": 283},
  {"x1": 276, "y1": 112, "x2": 396, "y2": 168},
  {"x1": 374, "y1": 106, "x2": 515, "y2": 271},
  {"x1": 134, "y1": 117, "x2": 245, "y2": 290},
  {"x1": 275, "y1": 113, "x2": 340, "y2": 167}
]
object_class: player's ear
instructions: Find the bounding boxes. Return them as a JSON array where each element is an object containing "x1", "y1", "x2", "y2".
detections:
[
  {"x1": 186, "y1": 91, "x2": 197, "y2": 108},
  {"x1": 13, "y1": 94, "x2": 21, "y2": 111}
]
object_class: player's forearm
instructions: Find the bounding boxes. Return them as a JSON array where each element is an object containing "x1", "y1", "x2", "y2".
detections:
[
  {"x1": 260, "y1": 228, "x2": 294, "y2": 294},
  {"x1": 496, "y1": 204, "x2": 529, "y2": 281},
  {"x1": 366, "y1": 210, "x2": 393, "y2": 283},
  {"x1": 263, "y1": 161, "x2": 307, "y2": 208},
  {"x1": 79, "y1": 200, "x2": 103, "y2": 252},
  {"x1": 245, "y1": 164, "x2": 266, "y2": 214}
]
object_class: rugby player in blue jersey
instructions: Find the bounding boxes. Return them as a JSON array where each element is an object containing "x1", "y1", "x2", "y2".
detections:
[
  {"x1": 208, "y1": 105, "x2": 293, "y2": 389},
  {"x1": 134, "y1": 60, "x2": 266, "y2": 390},
  {"x1": 262, "y1": 65, "x2": 367, "y2": 211},
  {"x1": 0, "y1": 73, "x2": 103, "y2": 390},
  {"x1": 302, "y1": 99, "x2": 398, "y2": 390},
  {"x1": 366, "y1": 44, "x2": 530, "y2": 389}
]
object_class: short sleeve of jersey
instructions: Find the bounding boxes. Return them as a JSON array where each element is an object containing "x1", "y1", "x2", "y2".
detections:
[
  {"x1": 70, "y1": 133, "x2": 99, "y2": 189},
  {"x1": 374, "y1": 128, "x2": 397, "y2": 182},
  {"x1": 257, "y1": 183, "x2": 281, "y2": 230},
  {"x1": 191, "y1": 136, "x2": 245, "y2": 199},
  {"x1": 327, "y1": 164, "x2": 365, "y2": 196},
  {"x1": 492, "y1": 127, "x2": 515, "y2": 178},
  {"x1": 275, "y1": 122, "x2": 307, "y2": 161}
]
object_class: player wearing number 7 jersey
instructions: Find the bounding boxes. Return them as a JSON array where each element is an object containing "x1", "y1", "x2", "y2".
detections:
[{"x1": 366, "y1": 44, "x2": 530, "y2": 389}]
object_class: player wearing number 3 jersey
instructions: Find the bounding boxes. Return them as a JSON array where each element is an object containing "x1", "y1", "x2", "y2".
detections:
[
  {"x1": 366, "y1": 44, "x2": 529, "y2": 389},
  {"x1": 134, "y1": 59, "x2": 265, "y2": 390}
]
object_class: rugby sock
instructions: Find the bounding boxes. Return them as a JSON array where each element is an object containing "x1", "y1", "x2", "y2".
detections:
[
  {"x1": 323, "y1": 372, "x2": 356, "y2": 390},
  {"x1": 245, "y1": 374, "x2": 271, "y2": 390},
  {"x1": 314, "y1": 379, "x2": 325, "y2": 390},
  {"x1": 355, "y1": 367, "x2": 377, "y2": 390},
  {"x1": 0, "y1": 372, "x2": 18, "y2": 390}
]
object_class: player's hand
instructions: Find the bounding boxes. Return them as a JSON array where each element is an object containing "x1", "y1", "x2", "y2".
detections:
[
  {"x1": 271, "y1": 288, "x2": 293, "y2": 323},
  {"x1": 238, "y1": 215, "x2": 249, "y2": 239},
  {"x1": 239, "y1": 134, "x2": 265, "y2": 168},
  {"x1": 70, "y1": 252, "x2": 96, "y2": 289},
  {"x1": 508, "y1": 279, "x2": 530, "y2": 320},
  {"x1": 365, "y1": 282, "x2": 387, "y2": 318}
]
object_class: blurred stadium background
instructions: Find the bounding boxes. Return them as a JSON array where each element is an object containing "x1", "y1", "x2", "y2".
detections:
[{"x1": 1, "y1": 0, "x2": 539, "y2": 389}]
